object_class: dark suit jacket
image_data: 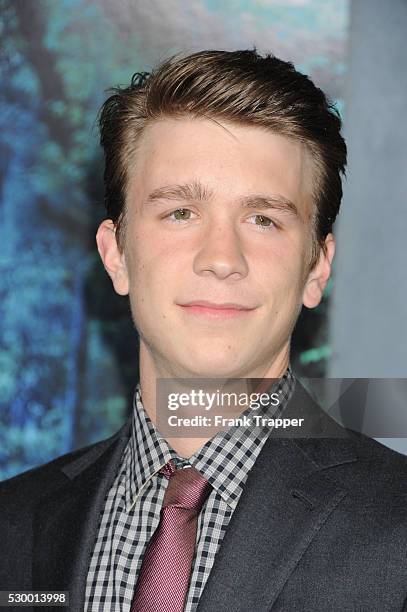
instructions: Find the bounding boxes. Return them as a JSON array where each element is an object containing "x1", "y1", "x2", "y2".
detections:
[{"x1": 1, "y1": 381, "x2": 406, "y2": 612}]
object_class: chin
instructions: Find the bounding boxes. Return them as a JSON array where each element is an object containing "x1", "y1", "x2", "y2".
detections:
[{"x1": 178, "y1": 355, "x2": 244, "y2": 379}]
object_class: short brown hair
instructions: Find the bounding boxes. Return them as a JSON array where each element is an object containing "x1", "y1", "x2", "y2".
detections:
[{"x1": 98, "y1": 49, "x2": 347, "y2": 270}]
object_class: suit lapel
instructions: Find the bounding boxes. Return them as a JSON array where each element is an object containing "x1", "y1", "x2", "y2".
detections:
[
  {"x1": 32, "y1": 415, "x2": 132, "y2": 611},
  {"x1": 197, "y1": 382, "x2": 359, "y2": 612}
]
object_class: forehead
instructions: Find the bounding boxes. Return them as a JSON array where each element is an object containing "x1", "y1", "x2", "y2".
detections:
[{"x1": 126, "y1": 117, "x2": 315, "y2": 219}]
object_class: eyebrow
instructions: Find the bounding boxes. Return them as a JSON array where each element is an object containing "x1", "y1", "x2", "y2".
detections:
[{"x1": 144, "y1": 181, "x2": 299, "y2": 217}]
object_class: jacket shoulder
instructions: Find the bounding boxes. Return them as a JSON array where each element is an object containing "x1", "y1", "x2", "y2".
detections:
[
  {"x1": 0, "y1": 424, "x2": 127, "y2": 515},
  {"x1": 357, "y1": 432, "x2": 407, "y2": 484}
]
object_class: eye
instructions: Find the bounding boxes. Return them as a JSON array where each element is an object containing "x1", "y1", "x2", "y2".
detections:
[
  {"x1": 164, "y1": 208, "x2": 195, "y2": 223},
  {"x1": 247, "y1": 214, "x2": 276, "y2": 230},
  {"x1": 163, "y1": 209, "x2": 277, "y2": 230}
]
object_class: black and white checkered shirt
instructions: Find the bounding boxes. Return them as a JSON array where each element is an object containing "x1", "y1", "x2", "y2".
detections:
[{"x1": 84, "y1": 367, "x2": 295, "y2": 611}]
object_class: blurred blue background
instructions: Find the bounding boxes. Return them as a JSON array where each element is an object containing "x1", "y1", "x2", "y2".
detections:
[{"x1": 1, "y1": 0, "x2": 406, "y2": 480}]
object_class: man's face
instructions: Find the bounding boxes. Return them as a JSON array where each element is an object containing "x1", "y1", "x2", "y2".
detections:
[{"x1": 99, "y1": 117, "x2": 334, "y2": 379}]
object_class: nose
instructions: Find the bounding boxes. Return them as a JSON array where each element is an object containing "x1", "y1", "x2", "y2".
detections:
[{"x1": 193, "y1": 217, "x2": 249, "y2": 280}]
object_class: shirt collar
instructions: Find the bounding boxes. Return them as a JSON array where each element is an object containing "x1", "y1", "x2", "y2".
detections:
[
  {"x1": 124, "y1": 387, "x2": 179, "y2": 512},
  {"x1": 124, "y1": 366, "x2": 295, "y2": 512}
]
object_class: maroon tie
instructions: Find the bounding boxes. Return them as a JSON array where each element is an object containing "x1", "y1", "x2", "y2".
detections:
[{"x1": 130, "y1": 460, "x2": 212, "y2": 612}]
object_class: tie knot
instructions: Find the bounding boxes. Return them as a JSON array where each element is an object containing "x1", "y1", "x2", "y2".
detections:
[{"x1": 159, "y1": 461, "x2": 211, "y2": 513}]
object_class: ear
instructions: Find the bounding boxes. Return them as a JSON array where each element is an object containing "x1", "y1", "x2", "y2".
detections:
[
  {"x1": 96, "y1": 219, "x2": 129, "y2": 296},
  {"x1": 302, "y1": 233, "x2": 335, "y2": 309}
]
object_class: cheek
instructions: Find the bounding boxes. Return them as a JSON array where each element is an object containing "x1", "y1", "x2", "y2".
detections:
[
  {"x1": 126, "y1": 236, "x2": 183, "y2": 307},
  {"x1": 260, "y1": 240, "x2": 303, "y2": 286},
  {"x1": 262, "y1": 258, "x2": 305, "y2": 319}
]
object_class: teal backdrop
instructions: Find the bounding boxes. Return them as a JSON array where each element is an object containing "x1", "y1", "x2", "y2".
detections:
[{"x1": 0, "y1": 0, "x2": 350, "y2": 479}]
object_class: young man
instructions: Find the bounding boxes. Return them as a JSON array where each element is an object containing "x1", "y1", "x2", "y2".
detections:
[{"x1": 1, "y1": 50, "x2": 406, "y2": 612}]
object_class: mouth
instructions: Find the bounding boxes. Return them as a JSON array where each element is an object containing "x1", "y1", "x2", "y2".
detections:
[{"x1": 177, "y1": 300, "x2": 258, "y2": 320}]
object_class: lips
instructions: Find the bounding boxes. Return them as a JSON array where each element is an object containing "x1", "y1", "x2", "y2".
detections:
[
  {"x1": 179, "y1": 300, "x2": 256, "y2": 311},
  {"x1": 178, "y1": 300, "x2": 258, "y2": 321}
]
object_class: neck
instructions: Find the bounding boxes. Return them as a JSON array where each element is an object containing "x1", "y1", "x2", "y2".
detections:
[{"x1": 138, "y1": 339, "x2": 290, "y2": 458}]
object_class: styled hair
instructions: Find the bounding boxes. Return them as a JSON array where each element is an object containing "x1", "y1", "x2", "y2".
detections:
[{"x1": 98, "y1": 49, "x2": 347, "y2": 270}]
